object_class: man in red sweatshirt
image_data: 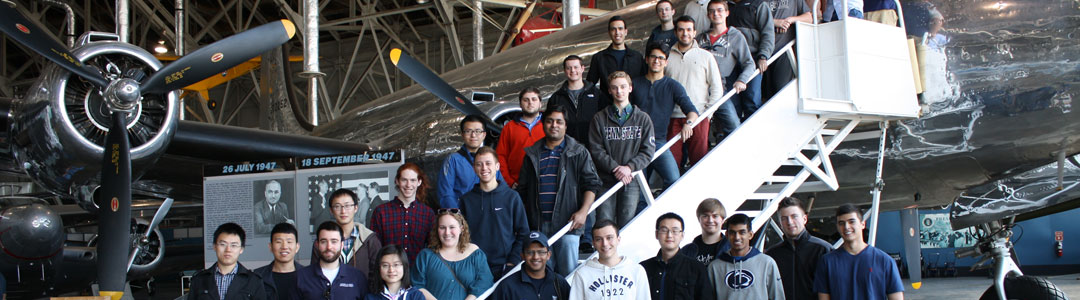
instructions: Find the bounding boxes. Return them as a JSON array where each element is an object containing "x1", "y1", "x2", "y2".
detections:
[{"x1": 497, "y1": 87, "x2": 546, "y2": 188}]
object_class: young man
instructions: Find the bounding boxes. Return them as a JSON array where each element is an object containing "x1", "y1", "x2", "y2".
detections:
[
  {"x1": 519, "y1": 104, "x2": 603, "y2": 277},
  {"x1": 681, "y1": 198, "x2": 730, "y2": 265},
  {"x1": 369, "y1": 165, "x2": 437, "y2": 261},
  {"x1": 460, "y1": 146, "x2": 530, "y2": 278},
  {"x1": 707, "y1": 214, "x2": 785, "y2": 299},
  {"x1": 497, "y1": 87, "x2": 546, "y2": 188},
  {"x1": 646, "y1": 0, "x2": 678, "y2": 51},
  {"x1": 632, "y1": 43, "x2": 700, "y2": 189},
  {"x1": 764, "y1": 197, "x2": 833, "y2": 300},
  {"x1": 569, "y1": 220, "x2": 651, "y2": 300},
  {"x1": 492, "y1": 231, "x2": 571, "y2": 300},
  {"x1": 640, "y1": 213, "x2": 714, "y2": 300},
  {"x1": 763, "y1": 0, "x2": 812, "y2": 101},
  {"x1": 311, "y1": 189, "x2": 382, "y2": 278},
  {"x1": 547, "y1": 55, "x2": 603, "y2": 146},
  {"x1": 813, "y1": 204, "x2": 904, "y2": 300},
  {"x1": 438, "y1": 114, "x2": 503, "y2": 209},
  {"x1": 255, "y1": 223, "x2": 303, "y2": 300},
  {"x1": 726, "y1": 0, "x2": 774, "y2": 120},
  {"x1": 588, "y1": 71, "x2": 655, "y2": 228},
  {"x1": 666, "y1": 16, "x2": 725, "y2": 169},
  {"x1": 698, "y1": 0, "x2": 753, "y2": 141},
  {"x1": 188, "y1": 223, "x2": 268, "y2": 300},
  {"x1": 255, "y1": 180, "x2": 293, "y2": 234},
  {"x1": 296, "y1": 221, "x2": 369, "y2": 299},
  {"x1": 586, "y1": 16, "x2": 646, "y2": 98},
  {"x1": 362, "y1": 181, "x2": 388, "y2": 224}
]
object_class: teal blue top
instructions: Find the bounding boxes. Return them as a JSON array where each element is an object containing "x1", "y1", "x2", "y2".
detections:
[{"x1": 411, "y1": 247, "x2": 494, "y2": 300}]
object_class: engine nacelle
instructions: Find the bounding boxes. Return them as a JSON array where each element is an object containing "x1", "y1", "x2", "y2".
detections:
[
  {"x1": 8, "y1": 33, "x2": 179, "y2": 203},
  {"x1": 0, "y1": 204, "x2": 64, "y2": 264}
]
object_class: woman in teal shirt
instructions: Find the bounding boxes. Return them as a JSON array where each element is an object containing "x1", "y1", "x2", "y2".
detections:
[{"x1": 412, "y1": 209, "x2": 494, "y2": 300}]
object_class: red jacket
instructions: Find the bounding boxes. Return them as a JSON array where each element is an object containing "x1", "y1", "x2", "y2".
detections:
[{"x1": 497, "y1": 115, "x2": 545, "y2": 187}]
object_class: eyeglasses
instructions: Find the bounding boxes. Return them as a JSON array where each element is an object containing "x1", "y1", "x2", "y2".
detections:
[
  {"x1": 647, "y1": 54, "x2": 667, "y2": 60},
  {"x1": 331, "y1": 204, "x2": 355, "y2": 211},
  {"x1": 437, "y1": 208, "x2": 461, "y2": 215},
  {"x1": 216, "y1": 242, "x2": 242, "y2": 250},
  {"x1": 656, "y1": 228, "x2": 683, "y2": 235},
  {"x1": 462, "y1": 129, "x2": 485, "y2": 136},
  {"x1": 524, "y1": 250, "x2": 550, "y2": 256},
  {"x1": 380, "y1": 262, "x2": 405, "y2": 269}
]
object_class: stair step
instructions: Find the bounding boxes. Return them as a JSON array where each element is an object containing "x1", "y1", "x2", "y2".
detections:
[{"x1": 756, "y1": 181, "x2": 835, "y2": 193}]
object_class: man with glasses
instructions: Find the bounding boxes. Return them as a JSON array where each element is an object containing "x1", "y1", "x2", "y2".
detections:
[
  {"x1": 255, "y1": 223, "x2": 303, "y2": 300},
  {"x1": 765, "y1": 197, "x2": 832, "y2": 300},
  {"x1": 641, "y1": 213, "x2": 713, "y2": 300},
  {"x1": 632, "y1": 43, "x2": 699, "y2": 191},
  {"x1": 519, "y1": 104, "x2": 603, "y2": 277},
  {"x1": 310, "y1": 189, "x2": 382, "y2": 279},
  {"x1": 666, "y1": 16, "x2": 724, "y2": 170},
  {"x1": 460, "y1": 146, "x2": 530, "y2": 278},
  {"x1": 708, "y1": 214, "x2": 784, "y2": 299},
  {"x1": 493, "y1": 231, "x2": 571, "y2": 300},
  {"x1": 296, "y1": 221, "x2": 369, "y2": 300},
  {"x1": 646, "y1": 0, "x2": 678, "y2": 51},
  {"x1": 698, "y1": 0, "x2": 755, "y2": 142},
  {"x1": 187, "y1": 223, "x2": 268, "y2": 300},
  {"x1": 439, "y1": 114, "x2": 503, "y2": 209},
  {"x1": 586, "y1": 16, "x2": 646, "y2": 101}
]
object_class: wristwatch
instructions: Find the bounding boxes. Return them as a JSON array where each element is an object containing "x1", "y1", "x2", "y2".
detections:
[{"x1": 686, "y1": 119, "x2": 693, "y2": 125}]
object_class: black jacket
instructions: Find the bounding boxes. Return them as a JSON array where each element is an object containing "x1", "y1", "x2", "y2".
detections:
[
  {"x1": 491, "y1": 266, "x2": 570, "y2": 300},
  {"x1": 765, "y1": 230, "x2": 833, "y2": 300},
  {"x1": 254, "y1": 261, "x2": 304, "y2": 300},
  {"x1": 517, "y1": 136, "x2": 603, "y2": 235},
  {"x1": 547, "y1": 80, "x2": 604, "y2": 146},
  {"x1": 585, "y1": 45, "x2": 647, "y2": 96},
  {"x1": 187, "y1": 263, "x2": 269, "y2": 300},
  {"x1": 640, "y1": 251, "x2": 715, "y2": 300}
]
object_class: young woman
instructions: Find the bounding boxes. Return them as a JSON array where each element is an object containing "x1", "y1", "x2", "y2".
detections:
[
  {"x1": 367, "y1": 245, "x2": 424, "y2": 300},
  {"x1": 411, "y1": 210, "x2": 494, "y2": 300}
]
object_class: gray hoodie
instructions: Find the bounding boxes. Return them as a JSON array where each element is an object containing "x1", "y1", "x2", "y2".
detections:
[
  {"x1": 587, "y1": 105, "x2": 656, "y2": 184},
  {"x1": 569, "y1": 256, "x2": 652, "y2": 300},
  {"x1": 707, "y1": 248, "x2": 786, "y2": 300},
  {"x1": 697, "y1": 27, "x2": 757, "y2": 85}
]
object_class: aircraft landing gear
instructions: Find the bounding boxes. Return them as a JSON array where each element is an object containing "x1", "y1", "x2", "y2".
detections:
[{"x1": 955, "y1": 218, "x2": 1068, "y2": 300}]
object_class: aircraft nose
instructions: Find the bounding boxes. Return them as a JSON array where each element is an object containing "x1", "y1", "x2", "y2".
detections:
[{"x1": 0, "y1": 203, "x2": 64, "y2": 263}]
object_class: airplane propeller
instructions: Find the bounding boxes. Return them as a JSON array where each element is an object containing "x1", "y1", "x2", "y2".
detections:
[
  {"x1": 0, "y1": 3, "x2": 296, "y2": 298},
  {"x1": 389, "y1": 48, "x2": 502, "y2": 135},
  {"x1": 128, "y1": 197, "x2": 174, "y2": 272}
]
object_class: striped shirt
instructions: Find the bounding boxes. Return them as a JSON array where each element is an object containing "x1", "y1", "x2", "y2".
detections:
[
  {"x1": 213, "y1": 264, "x2": 239, "y2": 300},
  {"x1": 538, "y1": 141, "x2": 564, "y2": 222},
  {"x1": 369, "y1": 197, "x2": 436, "y2": 262},
  {"x1": 341, "y1": 223, "x2": 362, "y2": 263}
]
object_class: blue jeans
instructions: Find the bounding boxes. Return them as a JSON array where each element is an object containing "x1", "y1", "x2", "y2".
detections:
[
  {"x1": 646, "y1": 143, "x2": 680, "y2": 189},
  {"x1": 730, "y1": 74, "x2": 762, "y2": 121},
  {"x1": 542, "y1": 222, "x2": 580, "y2": 277},
  {"x1": 597, "y1": 179, "x2": 641, "y2": 228}
]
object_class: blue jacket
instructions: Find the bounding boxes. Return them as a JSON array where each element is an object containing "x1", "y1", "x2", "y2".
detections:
[
  {"x1": 295, "y1": 263, "x2": 368, "y2": 300},
  {"x1": 630, "y1": 76, "x2": 699, "y2": 141},
  {"x1": 254, "y1": 261, "x2": 305, "y2": 300},
  {"x1": 364, "y1": 286, "x2": 426, "y2": 300},
  {"x1": 438, "y1": 145, "x2": 504, "y2": 209},
  {"x1": 460, "y1": 181, "x2": 531, "y2": 275}
]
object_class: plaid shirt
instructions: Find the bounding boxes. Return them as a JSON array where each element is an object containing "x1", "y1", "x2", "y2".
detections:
[
  {"x1": 213, "y1": 263, "x2": 239, "y2": 300},
  {"x1": 369, "y1": 197, "x2": 435, "y2": 261}
]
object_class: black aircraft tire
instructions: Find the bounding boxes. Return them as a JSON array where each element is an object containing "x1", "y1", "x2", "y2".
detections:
[{"x1": 978, "y1": 276, "x2": 1069, "y2": 300}]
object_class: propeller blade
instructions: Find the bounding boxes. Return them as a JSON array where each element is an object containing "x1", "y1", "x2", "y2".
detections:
[
  {"x1": 389, "y1": 48, "x2": 501, "y2": 134},
  {"x1": 96, "y1": 112, "x2": 132, "y2": 299},
  {"x1": 900, "y1": 207, "x2": 923, "y2": 289},
  {"x1": 128, "y1": 197, "x2": 173, "y2": 272},
  {"x1": 140, "y1": 20, "x2": 296, "y2": 95},
  {"x1": 0, "y1": 4, "x2": 109, "y2": 88}
]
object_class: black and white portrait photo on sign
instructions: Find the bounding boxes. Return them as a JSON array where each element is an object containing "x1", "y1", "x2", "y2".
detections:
[
  {"x1": 308, "y1": 175, "x2": 341, "y2": 233},
  {"x1": 253, "y1": 179, "x2": 295, "y2": 235},
  {"x1": 345, "y1": 172, "x2": 391, "y2": 226}
]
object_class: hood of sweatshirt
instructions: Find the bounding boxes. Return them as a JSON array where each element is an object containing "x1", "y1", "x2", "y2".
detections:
[{"x1": 717, "y1": 247, "x2": 762, "y2": 263}]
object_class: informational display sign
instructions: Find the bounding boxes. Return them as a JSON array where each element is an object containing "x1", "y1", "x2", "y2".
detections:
[
  {"x1": 202, "y1": 150, "x2": 402, "y2": 268},
  {"x1": 919, "y1": 212, "x2": 977, "y2": 248}
]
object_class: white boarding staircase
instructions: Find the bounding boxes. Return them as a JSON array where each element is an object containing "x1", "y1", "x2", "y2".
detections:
[{"x1": 478, "y1": 16, "x2": 920, "y2": 299}]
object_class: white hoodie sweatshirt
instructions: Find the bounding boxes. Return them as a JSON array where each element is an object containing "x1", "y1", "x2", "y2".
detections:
[{"x1": 569, "y1": 256, "x2": 651, "y2": 300}]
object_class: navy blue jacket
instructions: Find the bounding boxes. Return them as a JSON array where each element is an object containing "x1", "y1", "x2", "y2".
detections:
[
  {"x1": 438, "y1": 146, "x2": 505, "y2": 209},
  {"x1": 295, "y1": 263, "x2": 368, "y2": 300},
  {"x1": 630, "y1": 76, "x2": 699, "y2": 141},
  {"x1": 364, "y1": 286, "x2": 426, "y2": 300},
  {"x1": 491, "y1": 267, "x2": 570, "y2": 300},
  {"x1": 460, "y1": 181, "x2": 531, "y2": 276},
  {"x1": 254, "y1": 261, "x2": 305, "y2": 300}
]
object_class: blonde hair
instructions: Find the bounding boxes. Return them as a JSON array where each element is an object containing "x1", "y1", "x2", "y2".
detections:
[
  {"x1": 607, "y1": 71, "x2": 632, "y2": 86},
  {"x1": 696, "y1": 198, "x2": 727, "y2": 219}
]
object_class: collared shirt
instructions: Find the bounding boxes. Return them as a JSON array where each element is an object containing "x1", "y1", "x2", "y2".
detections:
[
  {"x1": 613, "y1": 104, "x2": 635, "y2": 125},
  {"x1": 519, "y1": 113, "x2": 543, "y2": 131},
  {"x1": 538, "y1": 140, "x2": 565, "y2": 222},
  {"x1": 369, "y1": 197, "x2": 436, "y2": 261},
  {"x1": 213, "y1": 264, "x2": 239, "y2": 300},
  {"x1": 382, "y1": 286, "x2": 408, "y2": 300},
  {"x1": 341, "y1": 223, "x2": 362, "y2": 263}
]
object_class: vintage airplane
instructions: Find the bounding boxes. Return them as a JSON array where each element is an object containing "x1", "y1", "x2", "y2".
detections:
[{"x1": 0, "y1": 0, "x2": 1074, "y2": 297}]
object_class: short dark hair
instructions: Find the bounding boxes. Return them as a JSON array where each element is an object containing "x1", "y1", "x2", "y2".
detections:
[
  {"x1": 607, "y1": 15, "x2": 626, "y2": 29},
  {"x1": 675, "y1": 15, "x2": 696, "y2": 30},
  {"x1": 369, "y1": 181, "x2": 379, "y2": 189},
  {"x1": 317, "y1": 221, "x2": 344, "y2": 240},
  {"x1": 371, "y1": 244, "x2": 412, "y2": 291},
  {"x1": 543, "y1": 104, "x2": 569, "y2": 122},
  {"x1": 213, "y1": 222, "x2": 246, "y2": 248},
  {"x1": 778, "y1": 197, "x2": 806, "y2": 213},
  {"x1": 330, "y1": 188, "x2": 359, "y2": 206},
  {"x1": 474, "y1": 146, "x2": 498, "y2": 162},
  {"x1": 592, "y1": 219, "x2": 620, "y2": 236},
  {"x1": 656, "y1": 0, "x2": 673, "y2": 8},
  {"x1": 270, "y1": 223, "x2": 298, "y2": 240},
  {"x1": 518, "y1": 87, "x2": 541, "y2": 101},
  {"x1": 460, "y1": 114, "x2": 486, "y2": 132},
  {"x1": 723, "y1": 213, "x2": 752, "y2": 230},
  {"x1": 646, "y1": 42, "x2": 669, "y2": 57},
  {"x1": 709, "y1": 0, "x2": 728, "y2": 10},
  {"x1": 562, "y1": 55, "x2": 583, "y2": 69},
  {"x1": 656, "y1": 212, "x2": 684, "y2": 230},
  {"x1": 835, "y1": 203, "x2": 862, "y2": 221}
]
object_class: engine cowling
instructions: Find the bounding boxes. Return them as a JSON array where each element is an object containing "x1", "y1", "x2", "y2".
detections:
[
  {"x1": 9, "y1": 33, "x2": 179, "y2": 204},
  {"x1": 0, "y1": 203, "x2": 63, "y2": 264}
]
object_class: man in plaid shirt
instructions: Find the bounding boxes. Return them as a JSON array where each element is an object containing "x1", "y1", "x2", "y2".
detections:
[{"x1": 370, "y1": 163, "x2": 436, "y2": 262}]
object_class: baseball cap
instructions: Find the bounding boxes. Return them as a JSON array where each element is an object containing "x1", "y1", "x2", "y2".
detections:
[{"x1": 526, "y1": 231, "x2": 550, "y2": 248}]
